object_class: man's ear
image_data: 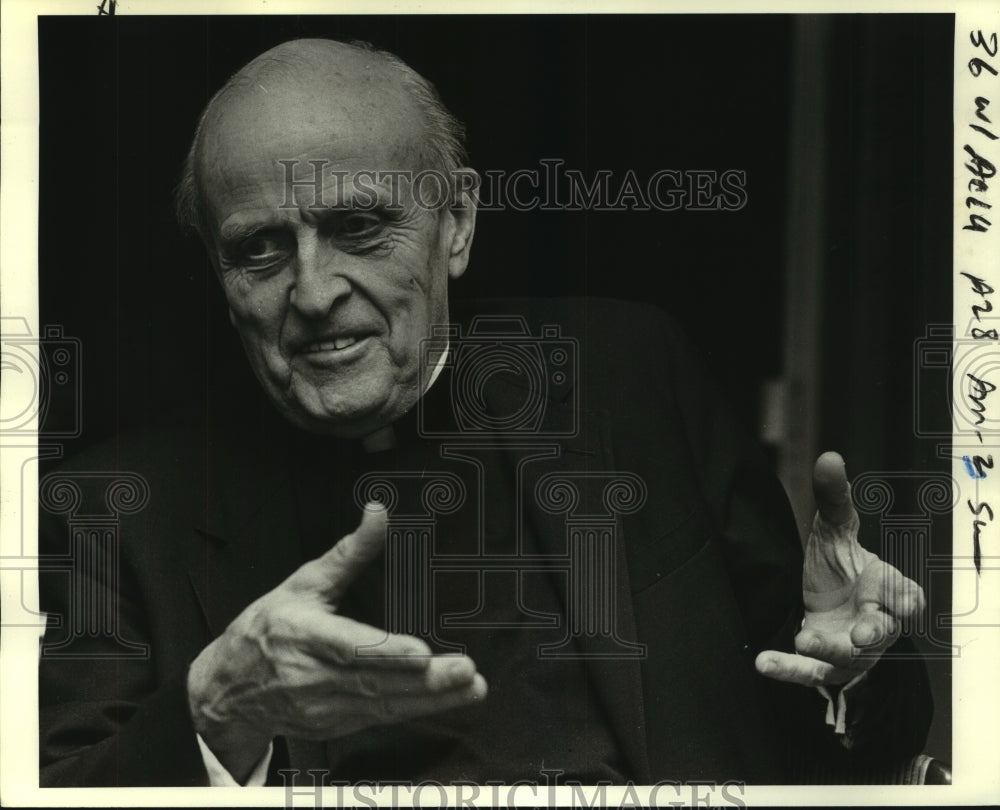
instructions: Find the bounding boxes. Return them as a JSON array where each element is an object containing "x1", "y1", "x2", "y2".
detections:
[{"x1": 446, "y1": 168, "x2": 479, "y2": 280}]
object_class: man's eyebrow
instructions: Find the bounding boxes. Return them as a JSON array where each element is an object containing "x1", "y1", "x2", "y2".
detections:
[
  {"x1": 314, "y1": 199, "x2": 408, "y2": 223},
  {"x1": 327, "y1": 187, "x2": 408, "y2": 211},
  {"x1": 218, "y1": 220, "x2": 285, "y2": 244}
]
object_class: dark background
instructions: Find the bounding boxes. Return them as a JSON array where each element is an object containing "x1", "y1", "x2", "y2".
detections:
[{"x1": 37, "y1": 14, "x2": 953, "y2": 762}]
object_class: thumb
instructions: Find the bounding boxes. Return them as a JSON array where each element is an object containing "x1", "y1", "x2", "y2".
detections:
[
  {"x1": 291, "y1": 501, "x2": 388, "y2": 603},
  {"x1": 812, "y1": 451, "x2": 856, "y2": 527},
  {"x1": 803, "y1": 452, "x2": 875, "y2": 608}
]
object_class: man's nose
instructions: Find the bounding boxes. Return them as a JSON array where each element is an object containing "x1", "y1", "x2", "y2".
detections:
[{"x1": 289, "y1": 237, "x2": 352, "y2": 318}]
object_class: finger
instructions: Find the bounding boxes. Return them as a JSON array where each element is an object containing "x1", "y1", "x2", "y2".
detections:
[
  {"x1": 289, "y1": 502, "x2": 388, "y2": 601},
  {"x1": 371, "y1": 672, "x2": 488, "y2": 725},
  {"x1": 855, "y1": 560, "x2": 927, "y2": 623},
  {"x1": 881, "y1": 570, "x2": 926, "y2": 623},
  {"x1": 803, "y1": 453, "x2": 874, "y2": 600},
  {"x1": 332, "y1": 655, "x2": 478, "y2": 698},
  {"x1": 302, "y1": 613, "x2": 432, "y2": 670},
  {"x1": 850, "y1": 611, "x2": 899, "y2": 655},
  {"x1": 794, "y1": 629, "x2": 855, "y2": 671},
  {"x1": 755, "y1": 650, "x2": 857, "y2": 687},
  {"x1": 793, "y1": 619, "x2": 894, "y2": 671},
  {"x1": 280, "y1": 674, "x2": 488, "y2": 740},
  {"x1": 812, "y1": 451, "x2": 857, "y2": 527}
]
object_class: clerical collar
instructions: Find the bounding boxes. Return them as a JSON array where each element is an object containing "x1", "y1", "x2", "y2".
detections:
[{"x1": 360, "y1": 343, "x2": 449, "y2": 454}]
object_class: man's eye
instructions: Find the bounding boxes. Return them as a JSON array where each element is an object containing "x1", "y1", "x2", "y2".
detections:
[
  {"x1": 338, "y1": 214, "x2": 382, "y2": 239},
  {"x1": 237, "y1": 233, "x2": 290, "y2": 267}
]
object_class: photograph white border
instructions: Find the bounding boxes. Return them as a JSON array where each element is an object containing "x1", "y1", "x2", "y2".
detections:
[{"x1": 2, "y1": 0, "x2": 997, "y2": 806}]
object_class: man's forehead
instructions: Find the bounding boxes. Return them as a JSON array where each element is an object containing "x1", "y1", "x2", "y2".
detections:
[
  {"x1": 211, "y1": 38, "x2": 412, "y2": 117},
  {"x1": 197, "y1": 45, "x2": 426, "y2": 202}
]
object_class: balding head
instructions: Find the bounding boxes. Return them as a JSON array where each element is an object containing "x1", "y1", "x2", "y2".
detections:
[{"x1": 177, "y1": 39, "x2": 467, "y2": 239}]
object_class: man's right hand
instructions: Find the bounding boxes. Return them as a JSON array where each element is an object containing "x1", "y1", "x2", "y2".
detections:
[{"x1": 186, "y1": 502, "x2": 487, "y2": 784}]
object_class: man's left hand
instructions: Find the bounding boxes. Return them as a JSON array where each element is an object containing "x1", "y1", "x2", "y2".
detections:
[{"x1": 755, "y1": 452, "x2": 926, "y2": 687}]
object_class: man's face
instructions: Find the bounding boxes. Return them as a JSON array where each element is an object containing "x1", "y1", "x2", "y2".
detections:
[{"x1": 198, "y1": 67, "x2": 475, "y2": 438}]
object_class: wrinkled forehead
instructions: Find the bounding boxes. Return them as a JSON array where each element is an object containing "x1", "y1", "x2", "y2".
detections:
[{"x1": 197, "y1": 60, "x2": 427, "y2": 211}]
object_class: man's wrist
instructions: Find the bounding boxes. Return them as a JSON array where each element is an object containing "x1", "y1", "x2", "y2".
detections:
[{"x1": 187, "y1": 659, "x2": 272, "y2": 784}]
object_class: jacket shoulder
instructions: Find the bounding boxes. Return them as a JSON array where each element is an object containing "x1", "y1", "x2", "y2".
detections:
[{"x1": 454, "y1": 295, "x2": 678, "y2": 336}]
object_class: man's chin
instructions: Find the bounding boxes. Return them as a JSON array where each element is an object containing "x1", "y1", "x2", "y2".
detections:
[{"x1": 280, "y1": 386, "x2": 401, "y2": 439}]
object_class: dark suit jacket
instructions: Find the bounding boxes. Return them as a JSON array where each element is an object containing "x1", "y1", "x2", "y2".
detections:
[{"x1": 38, "y1": 298, "x2": 932, "y2": 786}]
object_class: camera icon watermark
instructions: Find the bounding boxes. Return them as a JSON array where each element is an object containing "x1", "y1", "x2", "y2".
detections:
[
  {"x1": 0, "y1": 318, "x2": 81, "y2": 439},
  {"x1": 417, "y1": 316, "x2": 579, "y2": 439},
  {"x1": 913, "y1": 320, "x2": 1000, "y2": 440}
]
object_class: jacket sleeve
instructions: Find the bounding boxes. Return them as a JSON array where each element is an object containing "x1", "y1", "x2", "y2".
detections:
[{"x1": 37, "y1": 457, "x2": 210, "y2": 787}]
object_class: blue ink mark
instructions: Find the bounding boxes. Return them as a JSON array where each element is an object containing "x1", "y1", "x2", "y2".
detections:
[{"x1": 963, "y1": 456, "x2": 986, "y2": 478}]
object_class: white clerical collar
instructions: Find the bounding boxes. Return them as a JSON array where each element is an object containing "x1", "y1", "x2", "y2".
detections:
[{"x1": 360, "y1": 343, "x2": 449, "y2": 453}]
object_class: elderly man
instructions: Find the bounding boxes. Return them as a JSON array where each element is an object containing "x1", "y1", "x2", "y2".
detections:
[{"x1": 39, "y1": 38, "x2": 932, "y2": 787}]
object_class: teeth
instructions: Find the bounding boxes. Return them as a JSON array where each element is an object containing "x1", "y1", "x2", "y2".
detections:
[{"x1": 306, "y1": 336, "x2": 361, "y2": 353}]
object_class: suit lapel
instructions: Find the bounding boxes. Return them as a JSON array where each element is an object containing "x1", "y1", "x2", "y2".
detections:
[
  {"x1": 485, "y1": 372, "x2": 652, "y2": 783},
  {"x1": 186, "y1": 411, "x2": 304, "y2": 638}
]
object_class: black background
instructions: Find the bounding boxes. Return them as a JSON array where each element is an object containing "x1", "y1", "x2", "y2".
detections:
[{"x1": 37, "y1": 13, "x2": 953, "y2": 762}]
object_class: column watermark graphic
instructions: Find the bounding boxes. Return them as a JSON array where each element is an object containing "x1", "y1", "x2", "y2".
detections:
[{"x1": 37, "y1": 472, "x2": 150, "y2": 659}]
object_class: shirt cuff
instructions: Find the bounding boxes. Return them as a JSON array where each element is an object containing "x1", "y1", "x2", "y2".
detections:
[
  {"x1": 816, "y1": 671, "x2": 868, "y2": 735},
  {"x1": 196, "y1": 733, "x2": 274, "y2": 786}
]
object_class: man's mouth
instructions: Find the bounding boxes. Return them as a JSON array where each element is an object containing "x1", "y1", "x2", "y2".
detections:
[
  {"x1": 295, "y1": 331, "x2": 378, "y2": 362},
  {"x1": 304, "y1": 335, "x2": 362, "y2": 352}
]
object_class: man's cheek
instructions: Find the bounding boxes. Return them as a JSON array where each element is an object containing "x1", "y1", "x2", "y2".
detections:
[
  {"x1": 228, "y1": 312, "x2": 283, "y2": 370},
  {"x1": 223, "y1": 291, "x2": 256, "y2": 329}
]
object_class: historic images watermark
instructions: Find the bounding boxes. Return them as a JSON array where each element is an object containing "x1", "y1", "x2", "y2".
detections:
[
  {"x1": 279, "y1": 771, "x2": 748, "y2": 809},
  {"x1": 277, "y1": 159, "x2": 748, "y2": 213}
]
